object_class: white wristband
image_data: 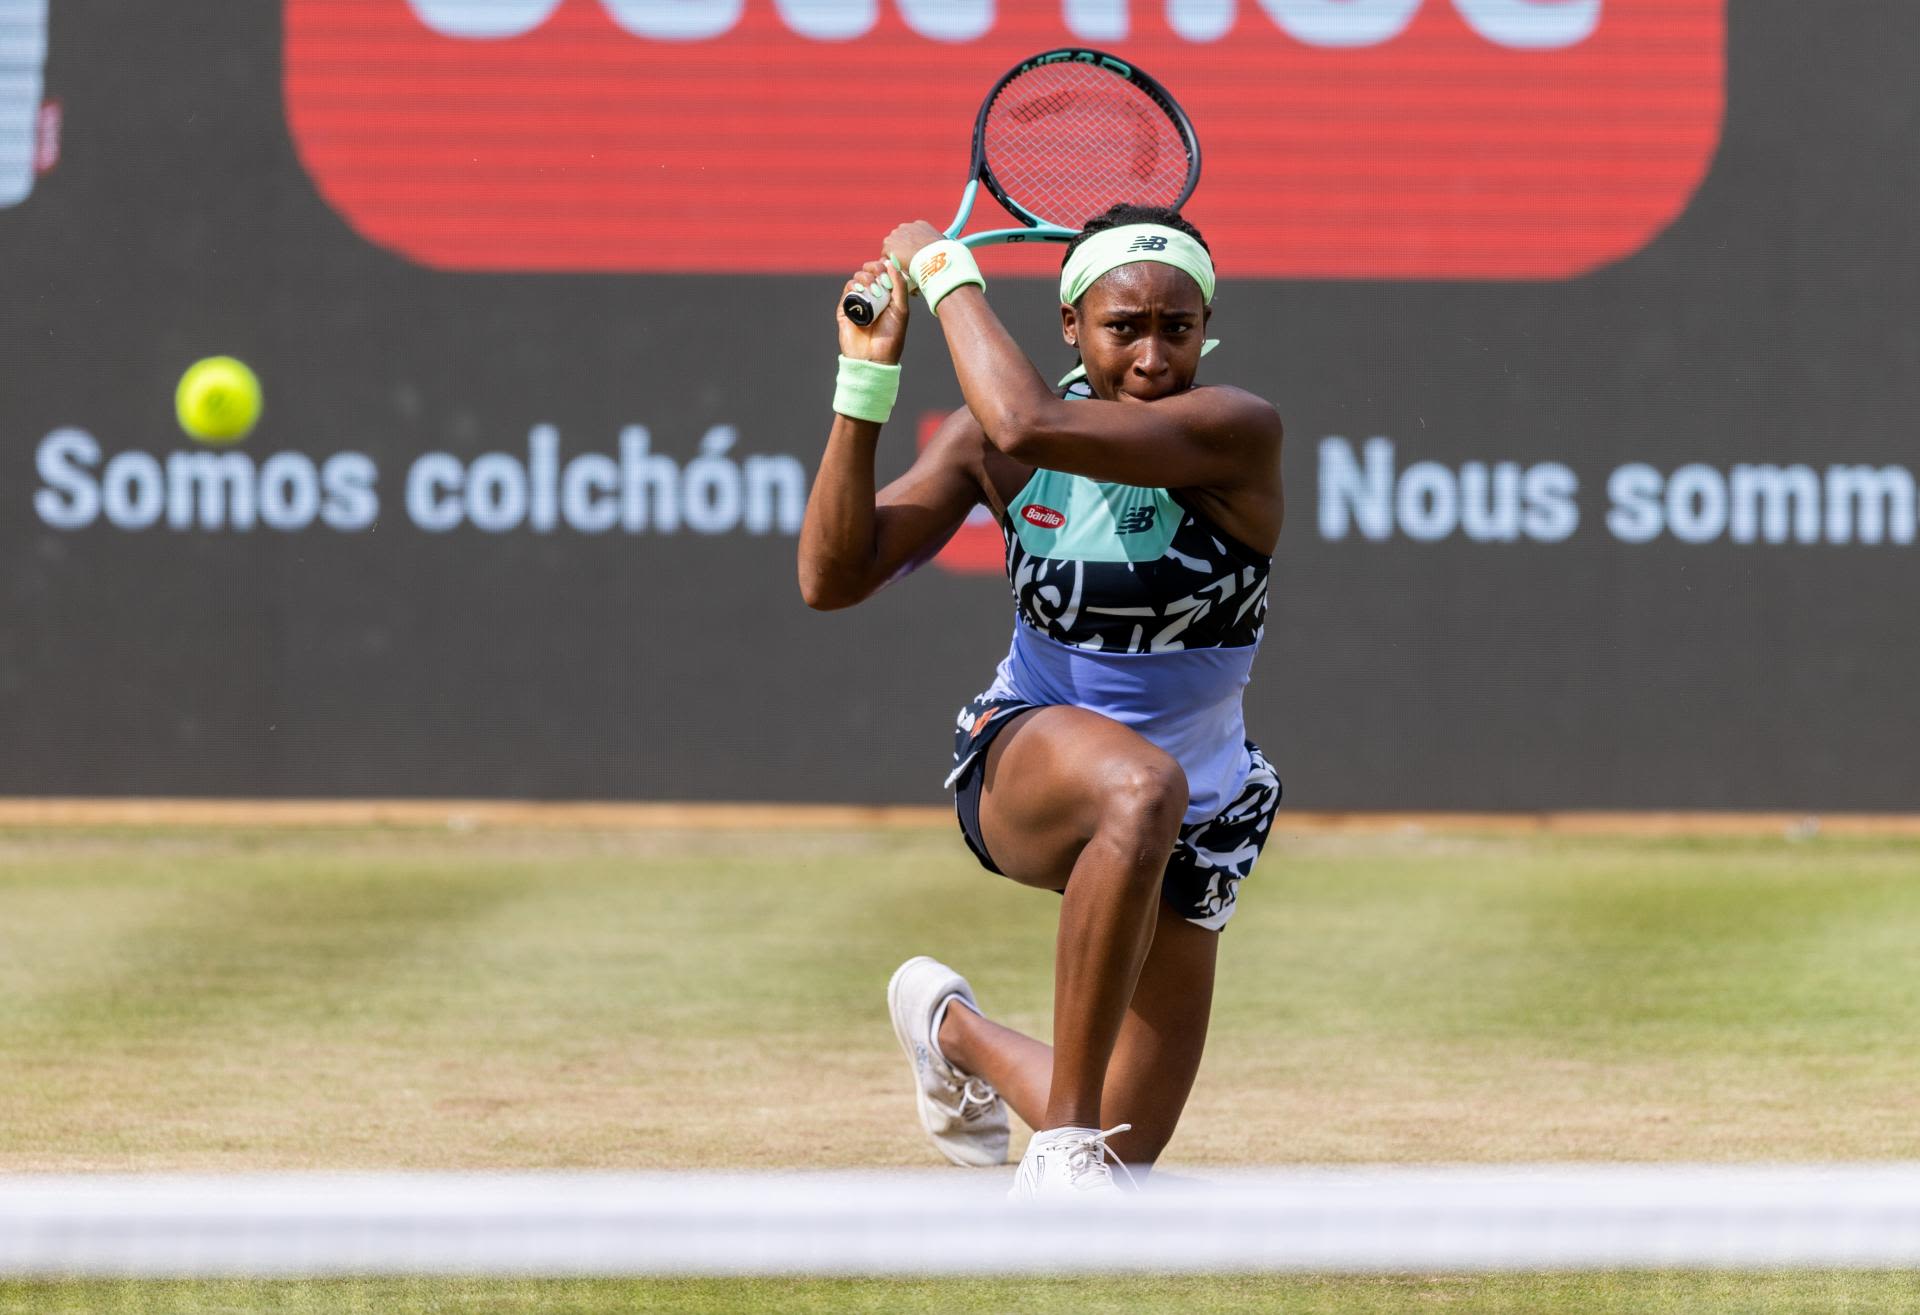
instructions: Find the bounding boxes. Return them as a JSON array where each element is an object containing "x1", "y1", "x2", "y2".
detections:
[{"x1": 909, "y1": 240, "x2": 985, "y2": 317}]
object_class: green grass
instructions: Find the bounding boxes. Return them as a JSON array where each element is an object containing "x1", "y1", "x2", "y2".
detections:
[
  {"x1": 2, "y1": 826, "x2": 1918, "y2": 1169},
  {"x1": 2, "y1": 824, "x2": 1918, "y2": 1311},
  {"x1": 6, "y1": 1273, "x2": 1920, "y2": 1314}
]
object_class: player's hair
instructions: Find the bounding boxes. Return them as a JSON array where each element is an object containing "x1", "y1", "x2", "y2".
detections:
[{"x1": 1064, "y1": 203, "x2": 1212, "y2": 266}]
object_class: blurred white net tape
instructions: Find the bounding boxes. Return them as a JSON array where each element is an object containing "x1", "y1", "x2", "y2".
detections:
[{"x1": 5, "y1": 1165, "x2": 1920, "y2": 1277}]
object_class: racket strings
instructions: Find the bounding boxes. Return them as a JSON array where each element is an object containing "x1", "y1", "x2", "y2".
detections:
[{"x1": 983, "y1": 64, "x2": 1192, "y2": 230}]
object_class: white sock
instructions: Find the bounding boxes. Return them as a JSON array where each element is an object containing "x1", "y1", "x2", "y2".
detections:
[{"x1": 928, "y1": 993, "x2": 979, "y2": 1070}]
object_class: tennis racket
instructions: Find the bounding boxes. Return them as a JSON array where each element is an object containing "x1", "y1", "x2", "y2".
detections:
[{"x1": 842, "y1": 48, "x2": 1200, "y2": 327}]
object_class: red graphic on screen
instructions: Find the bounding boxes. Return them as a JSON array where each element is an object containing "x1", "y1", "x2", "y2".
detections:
[
  {"x1": 918, "y1": 410, "x2": 1002, "y2": 577},
  {"x1": 285, "y1": 0, "x2": 1723, "y2": 279},
  {"x1": 35, "y1": 101, "x2": 60, "y2": 176}
]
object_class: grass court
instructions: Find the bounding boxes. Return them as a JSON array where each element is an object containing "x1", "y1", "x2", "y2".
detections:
[{"x1": 2, "y1": 820, "x2": 1917, "y2": 1310}]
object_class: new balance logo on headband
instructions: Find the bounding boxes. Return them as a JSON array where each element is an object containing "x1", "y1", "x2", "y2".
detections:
[{"x1": 1127, "y1": 235, "x2": 1170, "y2": 253}]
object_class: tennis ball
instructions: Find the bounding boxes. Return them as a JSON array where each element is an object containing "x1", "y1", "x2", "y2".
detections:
[{"x1": 175, "y1": 356, "x2": 262, "y2": 444}]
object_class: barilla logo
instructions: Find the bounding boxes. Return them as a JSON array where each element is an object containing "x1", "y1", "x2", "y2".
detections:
[
  {"x1": 286, "y1": 1, "x2": 1723, "y2": 279},
  {"x1": 1023, "y1": 504, "x2": 1068, "y2": 530}
]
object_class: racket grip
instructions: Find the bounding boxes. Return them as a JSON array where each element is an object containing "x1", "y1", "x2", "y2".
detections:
[{"x1": 841, "y1": 271, "x2": 894, "y2": 328}]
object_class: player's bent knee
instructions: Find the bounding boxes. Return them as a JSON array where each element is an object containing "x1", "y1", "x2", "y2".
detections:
[{"x1": 1099, "y1": 753, "x2": 1188, "y2": 850}]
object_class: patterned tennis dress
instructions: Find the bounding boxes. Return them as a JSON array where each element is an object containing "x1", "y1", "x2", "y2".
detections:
[{"x1": 947, "y1": 409, "x2": 1281, "y2": 930}]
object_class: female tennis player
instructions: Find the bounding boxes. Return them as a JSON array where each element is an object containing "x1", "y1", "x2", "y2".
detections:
[{"x1": 798, "y1": 204, "x2": 1284, "y2": 1201}]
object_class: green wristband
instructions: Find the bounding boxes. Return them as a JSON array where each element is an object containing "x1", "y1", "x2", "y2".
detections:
[
  {"x1": 910, "y1": 240, "x2": 985, "y2": 317},
  {"x1": 834, "y1": 355, "x2": 901, "y2": 425}
]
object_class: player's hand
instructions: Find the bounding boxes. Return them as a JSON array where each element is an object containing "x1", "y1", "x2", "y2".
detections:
[
  {"x1": 881, "y1": 221, "x2": 947, "y2": 283},
  {"x1": 837, "y1": 258, "x2": 910, "y2": 363}
]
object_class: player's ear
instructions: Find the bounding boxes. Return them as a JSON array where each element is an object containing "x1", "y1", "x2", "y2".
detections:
[{"x1": 1060, "y1": 303, "x2": 1078, "y2": 348}]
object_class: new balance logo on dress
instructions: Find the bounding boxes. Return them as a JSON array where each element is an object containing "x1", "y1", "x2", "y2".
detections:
[{"x1": 1116, "y1": 506, "x2": 1156, "y2": 534}]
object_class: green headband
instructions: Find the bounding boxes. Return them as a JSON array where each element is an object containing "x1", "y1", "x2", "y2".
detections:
[{"x1": 1059, "y1": 223, "x2": 1216, "y2": 307}]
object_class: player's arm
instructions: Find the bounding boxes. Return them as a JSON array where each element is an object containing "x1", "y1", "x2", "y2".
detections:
[
  {"x1": 798, "y1": 263, "x2": 984, "y2": 611},
  {"x1": 881, "y1": 223, "x2": 1280, "y2": 491},
  {"x1": 942, "y1": 286, "x2": 1278, "y2": 488},
  {"x1": 800, "y1": 408, "x2": 988, "y2": 610}
]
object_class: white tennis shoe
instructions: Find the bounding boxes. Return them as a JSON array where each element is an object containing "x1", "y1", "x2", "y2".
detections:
[
  {"x1": 886, "y1": 956, "x2": 1010, "y2": 1167},
  {"x1": 1007, "y1": 1124, "x2": 1135, "y2": 1202}
]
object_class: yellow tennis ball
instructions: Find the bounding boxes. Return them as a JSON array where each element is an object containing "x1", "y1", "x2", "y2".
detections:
[{"x1": 175, "y1": 356, "x2": 262, "y2": 444}]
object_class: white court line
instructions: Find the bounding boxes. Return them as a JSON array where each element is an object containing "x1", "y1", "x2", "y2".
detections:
[{"x1": 4, "y1": 1165, "x2": 1920, "y2": 1277}]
